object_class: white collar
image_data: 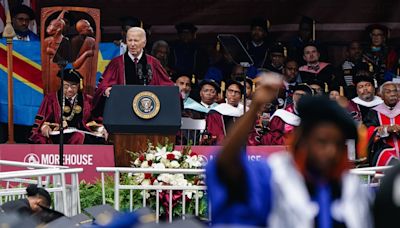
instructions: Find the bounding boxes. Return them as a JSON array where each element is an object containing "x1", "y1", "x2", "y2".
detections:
[
  {"x1": 128, "y1": 50, "x2": 144, "y2": 62},
  {"x1": 210, "y1": 103, "x2": 244, "y2": 117},
  {"x1": 270, "y1": 109, "x2": 300, "y2": 126},
  {"x1": 200, "y1": 101, "x2": 214, "y2": 108},
  {"x1": 352, "y1": 96, "x2": 383, "y2": 107},
  {"x1": 66, "y1": 94, "x2": 77, "y2": 101},
  {"x1": 251, "y1": 40, "x2": 264, "y2": 47}
]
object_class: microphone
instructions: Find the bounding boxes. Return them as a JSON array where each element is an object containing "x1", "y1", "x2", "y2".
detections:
[
  {"x1": 146, "y1": 64, "x2": 153, "y2": 85},
  {"x1": 137, "y1": 63, "x2": 143, "y2": 81}
]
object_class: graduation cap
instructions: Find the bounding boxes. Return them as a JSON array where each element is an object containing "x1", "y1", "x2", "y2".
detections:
[
  {"x1": 175, "y1": 22, "x2": 198, "y2": 33},
  {"x1": 69, "y1": 213, "x2": 93, "y2": 225},
  {"x1": 366, "y1": 23, "x2": 389, "y2": 38},
  {"x1": 328, "y1": 84, "x2": 345, "y2": 96},
  {"x1": 308, "y1": 79, "x2": 327, "y2": 92},
  {"x1": 34, "y1": 205, "x2": 65, "y2": 224},
  {"x1": 172, "y1": 72, "x2": 192, "y2": 83},
  {"x1": 302, "y1": 41, "x2": 319, "y2": 52},
  {"x1": 297, "y1": 96, "x2": 358, "y2": 140},
  {"x1": 84, "y1": 204, "x2": 119, "y2": 226},
  {"x1": 374, "y1": 165, "x2": 400, "y2": 228},
  {"x1": 0, "y1": 213, "x2": 39, "y2": 228},
  {"x1": 11, "y1": 4, "x2": 35, "y2": 20},
  {"x1": 235, "y1": 76, "x2": 254, "y2": 88},
  {"x1": 291, "y1": 83, "x2": 314, "y2": 95},
  {"x1": 250, "y1": 17, "x2": 270, "y2": 32},
  {"x1": 57, "y1": 69, "x2": 83, "y2": 84},
  {"x1": 269, "y1": 42, "x2": 286, "y2": 55},
  {"x1": 199, "y1": 79, "x2": 221, "y2": 93},
  {"x1": 120, "y1": 16, "x2": 143, "y2": 29},
  {"x1": 43, "y1": 216, "x2": 75, "y2": 228},
  {"x1": 353, "y1": 75, "x2": 375, "y2": 87},
  {"x1": 225, "y1": 79, "x2": 245, "y2": 95}
]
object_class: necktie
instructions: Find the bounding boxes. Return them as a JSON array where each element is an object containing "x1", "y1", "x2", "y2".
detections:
[{"x1": 134, "y1": 57, "x2": 138, "y2": 64}]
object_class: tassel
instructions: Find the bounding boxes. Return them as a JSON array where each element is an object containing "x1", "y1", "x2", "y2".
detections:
[
  {"x1": 283, "y1": 46, "x2": 287, "y2": 58},
  {"x1": 220, "y1": 81, "x2": 225, "y2": 99},
  {"x1": 324, "y1": 83, "x2": 328, "y2": 93},
  {"x1": 267, "y1": 19, "x2": 271, "y2": 30},
  {"x1": 191, "y1": 74, "x2": 196, "y2": 84},
  {"x1": 339, "y1": 86, "x2": 344, "y2": 96},
  {"x1": 368, "y1": 63, "x2": 374, "y2": 73},
  {"x1": 397, "y1": 67, "x2": 399, "y2": 76},
  {"x1": 252, "y1": 82, "x2": 256, "y2": 92},
  {"x1": 80, "y1": 78, "x2": 83, "y2": 90},
  {"x1": 216, "y1": 41, "x2": 220, "y2": 52},
  {"x1": 356, "y1": 124, "x2": 368, "y2": 161},
  {"x1": 140, "y1": 20, "x2": 143, "y2": 28},
  {"x1": 373, "y1": 79, "x2": 378, "y2": 88},
  {"x1": 312, "y1": 19, "x2": 316, "y2": 41}
]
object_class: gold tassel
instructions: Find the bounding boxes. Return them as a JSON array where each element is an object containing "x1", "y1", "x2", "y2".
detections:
[
  {"x1": 339, "y1": 86, "x2": 344, "y2": 96},
  {"x1": 221, "y1": 81, "x2": 225, "y2": 92},
  {"x1": 252, "y1": 82, "x2": 256, "y2": 92},
  {"x1": 357, "y1": 124, "x2": 368, "y2": 161},
  {"x1": 140, "y1": 20, "x2": 143, "y2": 28},
  {"x1": 267, "y1": 19, "x2": 270, "y2": 30},
  {"x1": 191, "y1": 74, "x2": 196, "y2": 84},
  {"x1": 216, "y1": 41, "x2": 220, "y2": 52},
  {"x1": 220, "y1": 81, "x2": 225, "y2": 99},
  {"x1": 80, "y1": 78, "x2": 83, "y2": 90},
  {"x1": 324, "y1": 83, "x2": 328, "y2": 93},
  {"x1": 368, "y1": 63, "x2": 374, "y2": 73}
]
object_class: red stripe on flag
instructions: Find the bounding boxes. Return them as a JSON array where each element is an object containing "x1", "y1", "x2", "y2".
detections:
[
  {"x1": 0, "y1": 48, "x2": 43, "y2": 88},
  {"x1": 0, "y1": 3, "x2": 6, "y2": 22}
]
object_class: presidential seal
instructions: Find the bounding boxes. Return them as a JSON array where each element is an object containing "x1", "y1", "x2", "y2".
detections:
[{"x1": 132, "y1": 91, "x2": 160, "y2": 119}]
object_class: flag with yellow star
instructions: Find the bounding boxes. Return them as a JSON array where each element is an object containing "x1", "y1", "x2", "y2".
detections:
[{"x1": 0, "y1": 40, "x2": 120, "y2": 125}]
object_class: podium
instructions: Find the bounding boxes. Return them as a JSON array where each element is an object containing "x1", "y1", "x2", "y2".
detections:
[{"x1": 103, "y1": 85, "x2": 181, "y2": 166}]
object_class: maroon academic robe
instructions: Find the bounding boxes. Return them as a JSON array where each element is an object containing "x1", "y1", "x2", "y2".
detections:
[
  {"x1": 29, "y1": 91, "x2": 93, "y2": 144},
  {"x1": 257, "y1": 104, "x2": 300, "y2": 145},
  {"x1": 203, "y1": 103, "x2": 244, "y2": 145},
  {"x1": 92, "y1": 54, "x2": 173, "y2": 119}
]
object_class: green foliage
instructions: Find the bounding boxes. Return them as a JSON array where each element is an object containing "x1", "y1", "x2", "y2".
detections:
[{"x1": 79, "y1": 174, "x2": 208, "y2": 218}]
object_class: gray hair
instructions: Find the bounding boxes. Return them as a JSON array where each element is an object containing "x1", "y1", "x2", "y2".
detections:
[
  {"x1": 151, "y1": 40, "x2": 170, "y2": 55},
  {"x1": 378, "y1": 81, "x2": 397, "y2": 94},
  {"x1": 126, "y1": 27, "x2": 146, "y2": 39}
]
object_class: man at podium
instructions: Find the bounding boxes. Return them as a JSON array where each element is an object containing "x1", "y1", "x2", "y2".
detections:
[{"x1": 93, "y1": 27, "x2": 173, "y2": 118}]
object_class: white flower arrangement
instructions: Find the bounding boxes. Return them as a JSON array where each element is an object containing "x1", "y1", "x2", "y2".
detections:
[{"x1": 127, "y1": 140, "x2": 208, "y2": 218}]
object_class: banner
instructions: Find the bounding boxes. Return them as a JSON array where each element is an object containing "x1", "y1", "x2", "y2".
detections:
[
  {"x1": 0, "y1": 40, "x2": 120, "y2": 125},
  {"x1": 0, "y1": 145, "x2": 285, "y2": 183}
]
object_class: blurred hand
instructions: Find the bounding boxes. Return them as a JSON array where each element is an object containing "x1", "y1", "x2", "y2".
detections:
[
  {"x1": 41, "y1": 125, "x2": 51, "y2": 138},
  {"x1": 251, "y1": 75, "x2": 282, "y2": 109},
  {"x1": 104, "y1": 87, "x2": 112, "y2": 97}
]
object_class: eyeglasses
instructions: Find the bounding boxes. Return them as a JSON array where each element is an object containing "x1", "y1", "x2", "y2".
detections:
[{"x1": 63, "y1": 84, "x2": 79, "y2": 89}]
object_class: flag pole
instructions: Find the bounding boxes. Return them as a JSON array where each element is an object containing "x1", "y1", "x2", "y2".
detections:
[{"x1": 3, "y1": 0, "x2": 16, "y2": 144}]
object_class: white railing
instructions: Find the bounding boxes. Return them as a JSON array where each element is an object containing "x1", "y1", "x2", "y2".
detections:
[
  {"x1": 0, "y1": 160, "x2": 82, "y2": 216},
  {"x1": 350, "y1": 165, "x2": 392, "y2": 187},
  {"x1": 96, "y1": 167, "x2": 208, "y2": 223}
]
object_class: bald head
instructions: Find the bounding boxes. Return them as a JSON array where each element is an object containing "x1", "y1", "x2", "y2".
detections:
[
  {"x1": 126, "y1": 27, "x2": 147, "y2": 57},
  {"x1": 76, "y1": 19, "x2": 93, "y2": 36}
]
